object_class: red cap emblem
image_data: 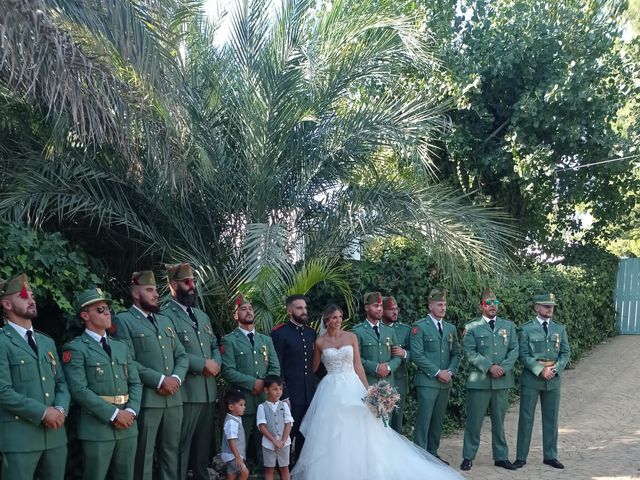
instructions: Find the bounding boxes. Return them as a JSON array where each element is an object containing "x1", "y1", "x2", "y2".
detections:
[
  {"x1": 62, "y1": 351, "x2": 72, "y2": 363},
  {"x1": 19, "y1": 282, "x2": 28, "y2": 299}
]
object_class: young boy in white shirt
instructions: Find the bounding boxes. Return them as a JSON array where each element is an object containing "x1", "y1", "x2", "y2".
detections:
[{"x1": 256, "y1": 375, "x2": 294, "y2": 480}]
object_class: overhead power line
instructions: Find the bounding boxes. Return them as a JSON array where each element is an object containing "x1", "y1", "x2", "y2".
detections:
[{"x1": 554, "y1": 153, "x2": 640, "y2": 172}]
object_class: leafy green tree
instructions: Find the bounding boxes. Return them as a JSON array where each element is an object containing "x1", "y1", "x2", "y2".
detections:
[
  {"x1": 401, "y1": 0, "x2": 640, "y2": 256},
  {"x1": 0, "y1": 0, "x2": 515, "y2": 331}
]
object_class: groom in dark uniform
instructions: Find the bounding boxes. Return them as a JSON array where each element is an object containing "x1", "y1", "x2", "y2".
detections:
[{"x1": 271, "y1": 294, "x2": 316, "y2": 462}]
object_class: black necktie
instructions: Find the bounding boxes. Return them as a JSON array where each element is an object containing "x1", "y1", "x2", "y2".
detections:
[
  {"x1": 186, "y1": 307, "x2": 198, "y2": 329},
  {"x1": 147, "y1": 314, "x2": 156, "y2": 328},
  {"x1": 489, "y1": 319, "x2": 495, "y2": 331},
  {"x1": 247, "y1": 332, "x2": 255, "y2": 347},
  {"x1": 26, "y1": 330, "x2": 38, "y2": 355},
  {"x1": 100, "y1": 337, "x2": 112, "y2": 358},
  {"x1": 437, "y1": 321, "x2": 443, "y2": 336},
  {"x1": 373, "y1": 325, "x2": 380, "y2": 339},
  {"x1": 543, "y1": 321, "x2": 548, "y2": 335}
]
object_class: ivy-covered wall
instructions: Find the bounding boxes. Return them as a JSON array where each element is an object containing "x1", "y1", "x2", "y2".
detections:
[{"x1": 353, "y1": 244, "x2": 618, "y2": 434}]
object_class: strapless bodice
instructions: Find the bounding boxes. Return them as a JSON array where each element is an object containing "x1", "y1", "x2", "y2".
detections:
[{"x1": 321, "y1": 345, "x2": 355, "y2": 374}]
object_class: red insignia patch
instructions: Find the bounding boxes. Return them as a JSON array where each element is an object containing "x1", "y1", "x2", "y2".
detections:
[
  {"x1": 19, "y1": 283, "x2": 29, "y2": 299},
  {"x1": 412, "y1": 326, "x2": 419, "y2": 335},
  {"x1": 271, "y1": 323, "x2": 285, "y2": 332},
  {"x1": 62, "y1": 351, "x2": 71, "y2": 363},
  {"x1": 107, "y1": 324, "x2": 117, "y2": 336},
  {"x1": 220, "y1": 345, "x2": 225, "y2": 354}
]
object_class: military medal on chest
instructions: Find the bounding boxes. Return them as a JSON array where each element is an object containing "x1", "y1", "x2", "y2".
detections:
[
  {"x1": 554, "y1": 333, "x2": 560, "y2": 351},
  {"x1": 385, "y1": 337, "x2": 391, "y2": 354},
  {"x1": 499, "y1": 328, "x2": 508, "y2": 346},
  {"x1": 261, "y1": 344, "x2": 269, "y2": 365},
  {"x1": 47, "y1": 351, "x2": 57, "y2": 375},
  {"x1": 448, "y1": 332, "x2": 454, "y2": 351}
]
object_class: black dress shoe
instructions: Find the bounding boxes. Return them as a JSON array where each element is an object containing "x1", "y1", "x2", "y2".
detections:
[
  {"x1": 494, "y1": 460, "x2": 517, "y2": 470},
  {"x1": 460, "y1": 459, "x2": 472, "y2": 471},
  {"x1": 435, "y1": 455, "x2": 449, "y2": 465},
  {"x1": 512, "y1": 459, "x2": 526, "y2": 468},
  {"x1": 543, "y1": 459, "x2": 565, "y2": 469}
]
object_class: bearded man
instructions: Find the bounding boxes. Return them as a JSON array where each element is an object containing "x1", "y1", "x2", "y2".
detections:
[
  {"x1": 112, "y1": 271, "x2": 188, "y2": 480},
  {"x1": 161, "y1": 263, "x2": 221, "y2": 480},
  {"x1": 271, "y1": 294, "x2": 317, "y2": 462}
]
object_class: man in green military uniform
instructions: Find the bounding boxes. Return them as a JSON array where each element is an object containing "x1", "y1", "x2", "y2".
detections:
[
  {"x1": 112, "y1": 271, "x2": 189, "y2": 480},
  {"x1": 221, "y1": 295, "x2": 280, "y2": 465},
  {"x1": 0, "y1": 274, "x2": 70, "y2": 480},
  {"x1": 381, "y1": 296, "x2": 411, "y2": 433},
  {"x1": 62, "y1": 288, "x2": 142, "y2": 480},
  {"x1": 161, "y1": 262, "x2": 221, "y2": 480},
  {"x1": 514, "y1": 293, "x2": 570, "y2": 470},
  {"x1": 460, "y1": 289, "x2": 518, "y2": 471},
  {"x1": 409, "y1": 288, "x2": 460, "y2": 463},
  {"x1": 353, "y1": 292, "x2": 401, "y2": 389}
]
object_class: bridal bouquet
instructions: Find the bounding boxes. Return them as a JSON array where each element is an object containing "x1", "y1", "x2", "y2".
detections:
[{"x1": 363, "y1": 380, "x2": 400, "y2": 427}]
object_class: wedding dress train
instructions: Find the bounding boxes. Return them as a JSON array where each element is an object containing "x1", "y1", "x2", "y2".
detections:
[{"x1": 291, "y1": 345, "x2": 463, "y2": 480}]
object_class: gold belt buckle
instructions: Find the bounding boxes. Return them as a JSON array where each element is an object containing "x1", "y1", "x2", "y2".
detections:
[{"x1": 114, "y1": 394, "x2": 128, "y2": 405}]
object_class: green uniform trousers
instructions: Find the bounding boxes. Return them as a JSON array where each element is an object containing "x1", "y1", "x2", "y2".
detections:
[
  {"x1": 414, "y1": 387, "x2": 450, "y2": 455},
  {"x1": 179, "y1": 402, "x2": 215, "y2": 480},
  {"x1": 1, "y1": 444, "x2": 66, "y2": 480},
  {"x1": 136, "y1": 405, "x2": 183, "y2": 480},
  {"x1": 82, "y1": 436, "x2": 137, "y2": 480},
  {"x1": 462, "y1": 389, "x2": 509, "y2": 461},
  {"x1": 390, "y1": 378, "x2": 408, "y2": 433},
  {"x1": 516, "y1": 386, "x2": 561, "y2": 461}
]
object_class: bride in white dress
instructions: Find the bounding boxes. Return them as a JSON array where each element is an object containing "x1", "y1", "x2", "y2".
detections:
[{"x1": 291, "y1": 305, "x2": 463, "y2": 480}]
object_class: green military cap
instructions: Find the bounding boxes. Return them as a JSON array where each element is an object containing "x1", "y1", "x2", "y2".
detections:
[
  {"x1": 428, "y1": 288, "x2": 447, "y2": 302},
  {"x1": 166, "y1": 262, "x2": 194, "y2": 281},
  {"x1": 382, "y1": 296, "x2": 398, "y2": 310},
  {"x1": 480, "y1": 288, "x2": 497, "y2": 302},
  {"x1": 74, "y1": 288, "x2": 112, "y2": 312},
  {"x1": 131, "y1": 270, "x2": 156, "y2": 286},
  {"x1": 363, "y1": 291, "x2": 382, "y2": 305},
  {"x1": 0, "y1": 273, "x2": 30, "y2": 297},
  {"x1": 533, "y1": 293, "x2": 556, "y2": 305}
]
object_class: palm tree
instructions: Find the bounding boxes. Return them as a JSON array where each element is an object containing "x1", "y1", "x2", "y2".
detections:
[{"x1": 0, "y1": 0, "x2": 516, "y2": 332}]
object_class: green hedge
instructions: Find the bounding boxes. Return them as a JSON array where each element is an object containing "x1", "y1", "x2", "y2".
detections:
[{"x1": 354, "y1": 244, "x2": 618, "y2": 435}]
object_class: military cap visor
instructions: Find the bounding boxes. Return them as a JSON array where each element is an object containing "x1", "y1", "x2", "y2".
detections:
[
  {"x1": 75, "y1": 288, "x2": 112, "y2": 312},
  {"x1": 534, "y1": 293, "x2": 557, "y2": 306}
]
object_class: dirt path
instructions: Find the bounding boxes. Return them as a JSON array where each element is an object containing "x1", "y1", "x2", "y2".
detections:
[{"x1": 439, "y1": 335, "x2": 640, "y2": 480}]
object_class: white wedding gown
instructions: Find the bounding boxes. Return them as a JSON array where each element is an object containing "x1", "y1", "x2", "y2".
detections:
[{"x1": 291, "y1": 345, "x2": 463, "y2": 480}]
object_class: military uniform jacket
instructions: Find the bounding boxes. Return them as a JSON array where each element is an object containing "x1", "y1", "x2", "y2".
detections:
[
  {"x1": 161, "y1": 301, "x2": 221, "y2": 404},
  {"x1": 0, "y1": 325, "x2": 70, "y2": 452},
  {"x1": 221, "y1": 328, "x2": 280, "y2": 415},
  {"x1": 518, "y1": 318, "x2": 570, "y2": 391},
  {"x1": 113, "y1": 307, "x2": 188, "y2": 408},
  {"x1": 271, "y1": 321, "x2": 316, "y2": 406},
  {"x1": 352, "y1": 321, "x2": 401, "y2": 387},
  {"x1": 62, "y1": 332, "x2": 142, "y2": 441},
  {"x1": 463, "y1": 317, "x2": 518, "y2": 390},
  {"x1": 386, "y1": 322, "x2": 411, "y2": 389},
  {"x1": 410, "y1": 317, "x2": 460, "y2": 389}
]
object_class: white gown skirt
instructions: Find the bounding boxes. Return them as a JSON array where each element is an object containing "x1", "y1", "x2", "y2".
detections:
[{"x1": 291, "y1": 369, "x2": 463, "y2": 480}]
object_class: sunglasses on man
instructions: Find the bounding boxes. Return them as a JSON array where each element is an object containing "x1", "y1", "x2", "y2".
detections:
[{"x1": 482, "y1": 299, "x2": 500, "y2": 306}]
